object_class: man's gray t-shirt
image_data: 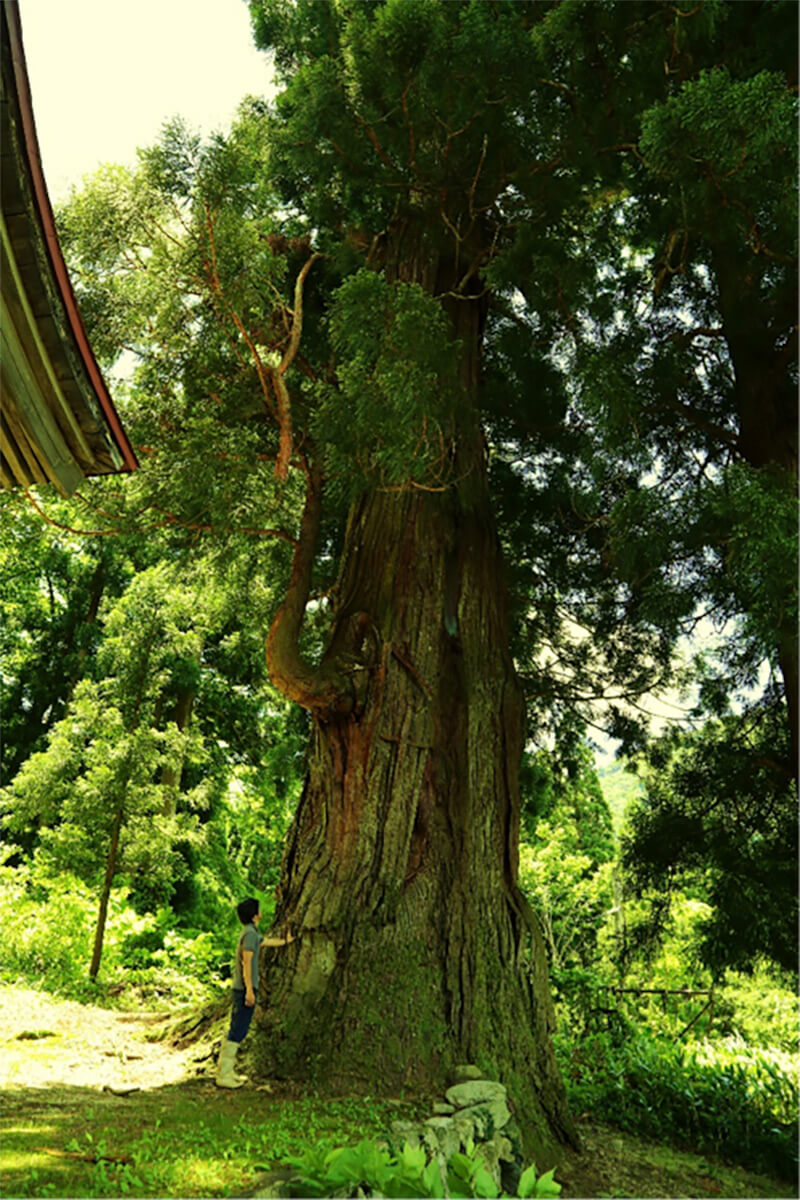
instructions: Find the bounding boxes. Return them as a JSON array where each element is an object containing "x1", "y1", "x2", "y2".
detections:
[{"x1": 233, "y1": 923, "x2": 261, "y2": 990}]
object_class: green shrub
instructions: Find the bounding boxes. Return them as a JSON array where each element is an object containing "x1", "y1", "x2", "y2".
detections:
[
  {"x1": 0, "y1": 861, "x2": 223, "y2": 1006},
  {"x1": 0, "y1": 862, "x2": 95, "y2": 994},
  {"x1": 716, "y1": 967, "x2": 799, "y2": 1053},
  {"x1": 557, "y1": 1029, "x2": 798, "y2": 1179}
]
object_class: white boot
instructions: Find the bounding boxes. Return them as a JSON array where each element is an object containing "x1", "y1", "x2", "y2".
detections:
[{"x1": 215, "y1": 1040, "x2": 245, "y2": 1088}]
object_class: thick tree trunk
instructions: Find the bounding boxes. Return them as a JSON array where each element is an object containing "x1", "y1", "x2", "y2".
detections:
[
  {"x1": 257, "y1": 472, "x2": 575, "y2": 1160},
  {"x1": 258, "y1": 274, "x2": 576, "y2": 1162},
  {"x1": 258, "y1": 247, "x2": 577, "y2": 1163}
]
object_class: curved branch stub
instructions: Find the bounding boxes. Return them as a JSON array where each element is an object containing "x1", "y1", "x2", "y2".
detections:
[
  {"x1": 272, "y1": 253, "x2": 323, "y2": 482},
  {"x1": 266, "y1": 467, "x2": 355, "y2": 718}
]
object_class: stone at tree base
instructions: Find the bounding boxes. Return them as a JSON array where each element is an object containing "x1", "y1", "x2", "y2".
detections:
[
  {"x1": 445, "y1": 1079, "x2": 508, "y2": 1108},
  {"x1": 491, "y1": 1133, "x2": 514, "y2": 1164},
  {"x1": 390, "y1": 1119, "x2": 421, "y2": 1149},
  {"x1": 423, "y1": 1117, "x2": 461, "y2": 1161},
  {"x1": 388, "y1": 1075, "x2": 525, "y2": 1192},
  {"x1": 455, "y1": 1096, "x2": 512, "y2": 1136},
  {"x1": 476, "y1": 1132, "x2": 512, "y2": 1188},
  {"x1": 452, "y1": 1114, "x2": 477, "y2": 1145},
  {"x1": 450, "y1": 1063, "x2": 483, "y2": 1083}
]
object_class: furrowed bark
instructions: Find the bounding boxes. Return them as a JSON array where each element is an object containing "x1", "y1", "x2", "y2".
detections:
[
  {"x1": 257, "y1": 464, "x2": 576, "y2": 1162},
  {"x1": 256, "y1": 249, "x2": 578, "y2": 1164}
]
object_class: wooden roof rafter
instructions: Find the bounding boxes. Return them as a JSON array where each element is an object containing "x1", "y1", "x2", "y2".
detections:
[{"x1": 0, "y1": 0, "x2": 138, "y2": 497}]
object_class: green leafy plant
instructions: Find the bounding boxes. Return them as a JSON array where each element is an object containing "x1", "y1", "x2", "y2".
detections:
[
  {"x1": 280, "y1": 1138, "x2": 561, "y2": 1199},
  {"x1": 519, "y1": 1163, "x2": 562, "y2": 1199},
  {"x1": 0, "y1": 860, "x2": 224, "y2": 1005},
  {"x1": 557, "y1": 1029, "x2": 798, "y2": 1179}
]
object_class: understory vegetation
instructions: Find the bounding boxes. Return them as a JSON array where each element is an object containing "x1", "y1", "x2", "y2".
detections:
[{"x1": 1, "y1": 752, "x2": 797, "y2": 1187}]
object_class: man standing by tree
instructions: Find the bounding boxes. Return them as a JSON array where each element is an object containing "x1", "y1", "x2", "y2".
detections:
[{"x1": 216, "y1": 897, "x2": 295, "y2": 1089}]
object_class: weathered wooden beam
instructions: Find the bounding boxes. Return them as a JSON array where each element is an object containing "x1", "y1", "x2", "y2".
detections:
[
  {"x1": 1, "y1": 298, "x2": 84, "y2": 494},
  {"x1": 0, "y1": 374, "x2": 49, "y2": 484},
  {"x1": 1, "y1": 212, "x2": 95, "y2": 462}
]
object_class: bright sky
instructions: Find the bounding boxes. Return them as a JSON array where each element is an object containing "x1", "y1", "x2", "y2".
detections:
[{"x1": 19, "y1": 0, "x2": 275, "y2": 203}]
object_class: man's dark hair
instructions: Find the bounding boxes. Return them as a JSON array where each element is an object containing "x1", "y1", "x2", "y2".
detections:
[{"x1": 237, "y1": 897, "x2": 260, "y2": 925}]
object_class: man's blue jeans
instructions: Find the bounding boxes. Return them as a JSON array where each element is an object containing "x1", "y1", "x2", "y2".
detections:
[{"x1": 228, "y1": 988, "x2": 255, "y2": 1043}]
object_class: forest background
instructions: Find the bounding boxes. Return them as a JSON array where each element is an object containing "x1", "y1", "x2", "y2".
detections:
[{"x1": 1, "y1": 1, "x2": 797, "y2": 1197}]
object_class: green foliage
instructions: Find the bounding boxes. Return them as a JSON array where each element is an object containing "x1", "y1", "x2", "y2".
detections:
[
  {"x1": 2, "y1": 565, "x2": 212, "y2": 904},
  {"x1": 312, "y1": 270, "x2": 460, "y2": 506},
  {"x1": 519, "y1": 1164, "x2": 562, "y2": 1199},
  {"x1": 596, "y1": 892, "x2": 716, "y2": 1028},
  {"x1": 0, "y1": 860, "x2": 95, "y2": 995},
  {"x1": 522, "y1": 743, "x2": 615, "y2": 864},
  {"x1": 716, "y1": 968, "x2": 799, "y2": 1055},
  {"x1": 519, "y1": 743, "x2": 616, "y2": 981},
  {"x1": 484, "y1": 1, "x2": 798, "y2": 760},
  {"x1": 622, "y1": 705, "x2": 797, "y2": 973},
  {"x1": 0, "y1": 494, "x2": 139, "y2": 785},
  {"x1": 0, "y1": 505, "x2": 308, "y2": 968},
  {"x1": 557, "y1": 1029, "x2": 798, "y2": 1179},
  {"x1": 597, "y1": 760, "x2": 644, "y2": 837},
  {"x1": 280, "y1": 1137, "x2": 561, "y2": 1199},
  {"x1": 520, "y1": 835, "x2": 613, "y2": 979},
  {"x1": 251, "y1": 0, "x2": 543, "y2": 236},
  {"x1": 56, "y1": 115, "x2": 309, "y2": 555},
  {"x1": 283, "y1": 1139, "x2": 443, "y2": 1199},
  {"x1": 639, "y1": 67, "x2": 797, "y2": 241},
  {"x1": 3, "y1": 676, "x2": 193, "y2": 892},
  {"x1": 0, "y1": 860, "x2": 219, "y2": 1004}
]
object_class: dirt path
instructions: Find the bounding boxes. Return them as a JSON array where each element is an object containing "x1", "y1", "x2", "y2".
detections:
[{"x1": 0, "y1": 984, "x2": 200, "y2": 1094}]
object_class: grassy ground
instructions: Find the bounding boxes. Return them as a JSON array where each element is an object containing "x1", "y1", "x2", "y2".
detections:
[
  {"x1": 0, "y1": 984, "x2": 795, "y2": 1199},
  {"x1": 4, "y1": 1082, "x2": 794, "y2": 1199},
  {"x1": 2, "y1": 1081, "x2": 420, "y2": 1198}
]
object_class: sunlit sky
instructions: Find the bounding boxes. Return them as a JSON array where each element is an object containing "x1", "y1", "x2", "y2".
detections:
[{"x1": 19, "y1": 0, "x2": 275, "y2": 203}]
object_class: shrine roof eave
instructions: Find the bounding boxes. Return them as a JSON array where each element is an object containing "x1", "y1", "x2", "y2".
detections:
[{"x1": 1, "y1": 1, "x2": 138, "y2": 497}]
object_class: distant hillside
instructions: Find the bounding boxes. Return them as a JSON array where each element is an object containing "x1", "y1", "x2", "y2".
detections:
[{"x1": 597, "y1": 760, "x2": 645, "y2": 836}]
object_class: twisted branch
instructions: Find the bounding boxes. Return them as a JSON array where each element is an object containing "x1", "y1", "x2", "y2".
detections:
[{"x1": 272, "y1": 253, "x2": 323, "y2": 482}]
